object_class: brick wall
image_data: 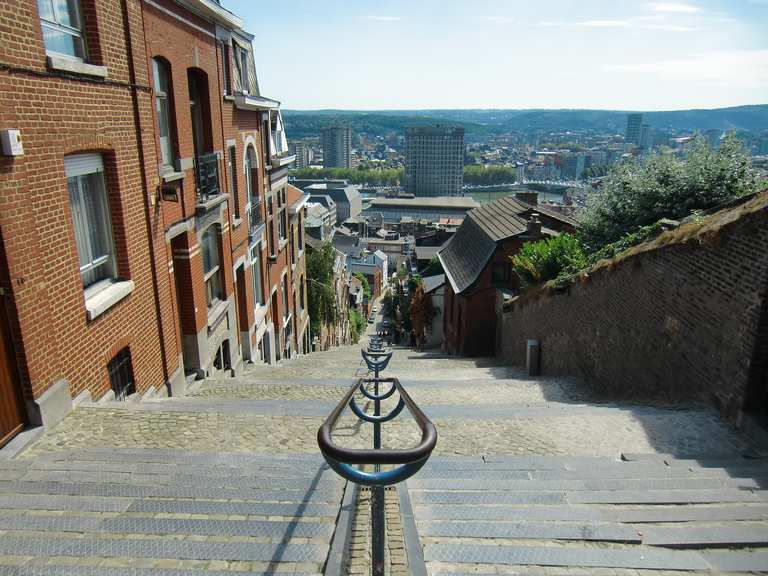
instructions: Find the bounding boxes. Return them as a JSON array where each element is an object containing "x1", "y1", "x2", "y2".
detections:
[{"x1": 498, "y1": 193, "x2": 768, "y2": 423}]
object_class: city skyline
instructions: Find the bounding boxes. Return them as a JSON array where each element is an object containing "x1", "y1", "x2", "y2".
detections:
[{"x1": 223, "y1": 0, "x2": 768, "y2": 111}]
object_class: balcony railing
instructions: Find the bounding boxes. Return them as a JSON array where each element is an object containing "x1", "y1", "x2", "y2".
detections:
[
  {"x1": 249, "y1": 201, "x2": 264, "y2": 242},
  {"x1": 194, "y1": 152, "x2": 221, "y2": 204}
]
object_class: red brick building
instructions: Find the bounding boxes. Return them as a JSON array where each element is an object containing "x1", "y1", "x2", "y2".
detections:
[
  {"x1": 438, "y1": 197, "x2": 575, "y2": 357},
  {"x1": 0, "y1": 0, "x2": 305, "y2": 448}
]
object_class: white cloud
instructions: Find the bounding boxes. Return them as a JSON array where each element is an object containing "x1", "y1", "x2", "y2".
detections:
[
  {"x1": 603, "y1": 50, "x2": 768, "y2": 86},
  {"x1": 539, "y1": 19, "x2": 632, "y2": 28},
  {"x1": 361, "y1": 15, "x2": 401, "y2": 21},
  {"x1": 481, "y1": 16, "x2": 515, "y2": 24},
  {"x1": 645, "y1": 2, "x2": 702, "y2": 13}
]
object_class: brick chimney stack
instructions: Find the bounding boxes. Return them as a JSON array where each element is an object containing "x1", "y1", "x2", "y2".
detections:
[{"x1": 527, "y1": 213, "x2": 542, "y2": 236}]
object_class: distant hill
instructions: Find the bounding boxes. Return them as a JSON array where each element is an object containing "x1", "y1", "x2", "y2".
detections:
[{"x1": 282, "y1": 105, "x2": 768, "y2": 140}]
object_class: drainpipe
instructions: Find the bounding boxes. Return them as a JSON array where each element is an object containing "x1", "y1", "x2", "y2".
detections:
[{"x1": 121, "y1": 0, "x2": 170, "y2": 390}]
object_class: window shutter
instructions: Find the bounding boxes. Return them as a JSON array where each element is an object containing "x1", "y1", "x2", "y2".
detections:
[{"x1": 64, "y1": 154, "x2": 104, "y2": 178}]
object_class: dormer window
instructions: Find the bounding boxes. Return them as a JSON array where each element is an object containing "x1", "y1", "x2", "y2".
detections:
[
  {"x1": 38, "y1": 0, "x2": 85, "y2": 59},
  {"x1": 233, "y1": 44, "x2": 249, "y2": 94}
]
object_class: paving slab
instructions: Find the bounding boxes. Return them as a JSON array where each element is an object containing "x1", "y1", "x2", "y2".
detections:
[
  {"x1": 0, "y1": 568, "x2": 320, "y2": 576},
  {"x1": 642, "y1": 524, "x2": 768, "y2": 547},
  {"x1": 419, "y1": 520, "x2": 642, "y2": 542},
  {"x1": 423, "y1": 543, "x2": 711, "y2": 570},
  {"x1": 125, "y1": 498, "x2": 339, "y2": 517}
]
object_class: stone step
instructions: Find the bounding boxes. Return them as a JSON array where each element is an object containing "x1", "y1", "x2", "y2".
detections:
[
  {"x1": 0, "y1": 513, "x2": 334, "y2": 539},
  {"x1": 37, "y1": 448, "x2": 329, "y2": 466},
  {"x1": 18, "y1": 469, "x2": 342, "y2": 490},
  {"x1": 409, "y1": 476, "x2": 765, "y2": 491},
  {"x1": 15, "y1": 459, "x2": 337, "y2": 480},
  {"x1": 415, "y1": 503, "x2": 768, "y2": 524},
  {"x1": 642, "y1": 524, "x2": 768, "y2": 547},
  {"x1": 126, "y1": 498, "x2": 340, "y2": 517},
  {"x1": 418, "y1": 520, "x2": 642, "y2": 543},
  {"x1": 423, "y1": 543, "x2": 712, "y2": 570},
  {"x1": 0, "y1": 567, "x2": 321, "y2": 576},
  {"x1": 0, "y1": 536, "x2": 328, "y2": 564},
  {"x1": 0, "y1": 494, "x2": 131, "y2": 513},
  {"x1": 0, "y1": 480, "x2": 343, "y2": 502}
]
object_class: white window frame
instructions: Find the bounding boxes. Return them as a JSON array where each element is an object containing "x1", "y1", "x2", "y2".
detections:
[
  {"x1": 65, "y1": 153, "x2": 116, "y2": 294},
  {"x1": 202, "y1": 227, "x2": 223, "y2": 309},
  {"x1": 38, "y1": 0, "x2": 86, "y2": 60},
  {"x1": 250, "y1": 244, "x2": 264, "y2": 308},
  {"x1": 153, "y1": 58, "x2": 175, "y2": 170}
]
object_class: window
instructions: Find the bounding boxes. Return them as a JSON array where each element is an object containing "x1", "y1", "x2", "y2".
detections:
[
  {"x1": 290, "y1": 224, "x2": 296, "y2": 266},
  {"x1": 233, "y1": 45, "x2": 248, "y2": 94},
  {"x1": 251, "y1": 246, "x2": 264, "y2": 307},
  {"x1": 245, "y1": 146, "x2": 258, "y2": 203},
  {"x1": 491, "y1": 262, "x2": 511, "y2": 285},
  {"x1": 202, "y1": 227, "x2": 223, "y2": 309},
  {"x1": 153, "y1": 58, "x2": 175, "y2": 169},
  {"x1": 222, "y1": 43, "x2": 231, "y2": 95},
  {"x1": 282, "y1": 278, "x2": 289, "y2": 321},
  {"x1": 108, "y1": 348, "x2": 135, "y2": 401},
  {"x1": 298, "y1": 214, "x2": 304, "y2": 249},
  {"x1": 279, "y1": 209, "x2": 287, "y2": 242},
  {"x1": 268, "y1": 220, "x2": 275, "y2": 256},
  {"x1": 228, "y1": 145, "x2": 239, "y2": 219},
  {"x1": 66, "y1": 153, "x2": 116, "y2": 290},
  {"x1": 300, "y1": 277, "x2": 305, "y2": 312},
  {"x1": 38, "y1": 0, "x2": 85, "y2": 59}
]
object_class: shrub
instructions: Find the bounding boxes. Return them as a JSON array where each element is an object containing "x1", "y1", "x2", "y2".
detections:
[
  {"x1": 578, "y1": 132, "x2": 759, "y2": 250},
  {"x1": 511, "y1": 234, "x2": 587, "y2": 287},
  {"x1": 349, "y1": 309, "x2": 366, "y2": 343}
]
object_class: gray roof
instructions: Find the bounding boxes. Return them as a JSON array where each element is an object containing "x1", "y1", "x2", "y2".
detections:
[
  {"x1": 422, "y1": 274, "x2": 446, "y2": 294},
  {"x1": 368, "y1": 196, "x2": 480, "y2": 210},
  {"x1": 438, "y1": 196, "x2": 575, "y2": 294}
]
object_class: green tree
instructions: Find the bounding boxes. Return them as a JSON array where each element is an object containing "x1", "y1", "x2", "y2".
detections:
[
  {"x1": 348, "y1": 309, "x2": 366, "y2": 344},
  {"x1": 579, "y1": 133, "x2": 759, "y2": 250},
  {"x1": 510, "y1": 234, "x2": 587, "y2": 288},
  {"x1": 354, "y1": 272, "x2": 372, "y2": 300},
  {"x1": 463, "y1": 165, "x2": 518, "y2": 185},
  {"x1": 306, "y1": 242, "x2": 338, "y2": 337}
]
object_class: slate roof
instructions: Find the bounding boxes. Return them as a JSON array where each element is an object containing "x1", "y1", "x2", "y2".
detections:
[
  {"x1": 422, "y1": 274, "x2": 446, "y2": 294},
  {"x1": 438, "y1": 196, "x2": 574, "y2": 295}
]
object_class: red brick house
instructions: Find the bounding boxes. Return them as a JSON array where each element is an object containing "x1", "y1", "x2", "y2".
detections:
[
  {"x1": 0, "y1": 0, "x2": 304, "y2": 448},
  {"x1": 438, "y1": 197, "x2": 576, "y2": 357}
]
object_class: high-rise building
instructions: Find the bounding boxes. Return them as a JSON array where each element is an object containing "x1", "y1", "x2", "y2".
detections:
[
  {"x1": 321, "y1": 126, "x2": 352, "y2": 168},
  {"x1": 289, "y1": 141, "x2": 313, "y2": 169},
  {"x1": 625, "y1": 113, "x2": 643, "y2": 146},
  {"x1": 405, "y1": 126, "x2": 465, "y2": 197},
  {"x1": 639, "y1": 124, "x2": 653, "y2": 151}
]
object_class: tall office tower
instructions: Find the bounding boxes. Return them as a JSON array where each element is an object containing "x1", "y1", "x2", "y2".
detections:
[
  {"x1": 289, "y1": 141, "x2": 312, "y2": 168},
  {"x1": 639, "y1": 124, "x2": 653, "y2": 151},
  {"x1": 625, "y1": 113, "x2": 643, "y2": 146},
  {"x1": 405, "y1": 126, "x2": 465, "y2": 197},
  {"x1": 321, "y1": 126, "x2": 352, "y2": 168}
]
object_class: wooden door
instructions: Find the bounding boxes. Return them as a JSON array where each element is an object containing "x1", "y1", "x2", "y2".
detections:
[{"x1": 0, "y1": 302, "x2": 24, "y2": 448}]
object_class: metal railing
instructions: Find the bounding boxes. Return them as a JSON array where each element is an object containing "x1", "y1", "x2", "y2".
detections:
[
  {"x1": 317, "y1": 343, "x2": 437, "y2": 576},
  {"x1": 194, "y1": 152, "x2": 221, "y2": 203}
]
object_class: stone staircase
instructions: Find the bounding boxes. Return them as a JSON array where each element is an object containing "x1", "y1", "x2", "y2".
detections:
[
  {"x1": 409, "y1": 453, "x2": 768, "y2": 574},
  {"x1": 0, "y1": 448, "x2": 347, "y2": 575}
]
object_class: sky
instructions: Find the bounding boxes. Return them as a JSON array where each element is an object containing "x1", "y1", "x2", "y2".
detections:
[{"x1": 221, "y1": 0, "x2": 768, "y2": 111}]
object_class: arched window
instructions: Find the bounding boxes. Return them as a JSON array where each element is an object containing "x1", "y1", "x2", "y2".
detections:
[{"x1": 152, "y1": 58, "x2": 176, "y2": 169}]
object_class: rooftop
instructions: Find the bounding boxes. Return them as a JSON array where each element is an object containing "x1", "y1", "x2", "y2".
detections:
[{"x1": 368, "y1": 197, "x2": 480, "y2": 210}]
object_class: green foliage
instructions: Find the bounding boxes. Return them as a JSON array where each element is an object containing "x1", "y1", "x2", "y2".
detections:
[
  {"x1": 463, "y1": 165, "x2": 517, "y2": 185},
  {"x1": 291, "y1": 167, "x2": 403, "y2": 186},
  {"x1": 586, "y1": 222, "x2": 666, "y2": 265},
  {"x1": 511, "y1": 234, "x2": 587, "y2": 288},
  {"x1": 349, "y1": 309, "x2": 366, "y2": 344},
  {"x1": 306, "y1": 242, "x2": 338, "y2": 337},
  {"x1": 421, "y1": 256, "x2": 444, "y2": 277},
  {"x1": 353, "y1": 272, "x2": 372, "y2": 300},
  {"x1": 578, "y1": 133, "x2": 759, "y2": 250}
]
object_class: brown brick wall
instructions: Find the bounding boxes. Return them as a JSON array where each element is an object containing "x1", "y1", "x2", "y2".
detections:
[
  {"x1": 0, "y1": 0, "x2": 176, "y2": 401},
  {"x1": 498, "y1": 196, "x2": 768, "y2": 422}
]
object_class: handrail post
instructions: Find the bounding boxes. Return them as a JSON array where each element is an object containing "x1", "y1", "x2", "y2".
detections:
[{"x1": 372, "y1": 368, "x2": 384, "y2": 576}]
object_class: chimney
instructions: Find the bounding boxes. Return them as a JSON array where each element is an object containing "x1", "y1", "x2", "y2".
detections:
[
  {"x1": 515, "y1": 191, "x2": 539, "y2": 205},
  {"x1": 527, "y1": 213, "x2": 542, "y2": 236}
]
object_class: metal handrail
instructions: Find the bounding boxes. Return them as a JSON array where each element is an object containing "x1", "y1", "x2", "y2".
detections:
[
  {"x1": 317, "y1": 349, "x2": 437, "y2": 576},
  {"x1": 317, "y1": 376, "x2": 436, "y2": 475}
]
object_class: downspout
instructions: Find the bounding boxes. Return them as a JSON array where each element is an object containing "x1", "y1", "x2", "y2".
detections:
[{"x1": 121, "y1": 0, "x2": 171, "y2": 390}]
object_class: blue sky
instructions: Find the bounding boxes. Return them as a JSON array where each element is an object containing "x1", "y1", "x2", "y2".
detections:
[{"x1": 222, "y1": 0, "x2": 768, "y2": 111}]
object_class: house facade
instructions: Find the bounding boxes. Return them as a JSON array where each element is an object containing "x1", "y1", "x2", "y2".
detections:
[
  {"x1": 0, "y1": 0, "x2": 302, "y2": 448},
  {"x1": 438, "y1": 197, "x2": 576, "y2": 357}
]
